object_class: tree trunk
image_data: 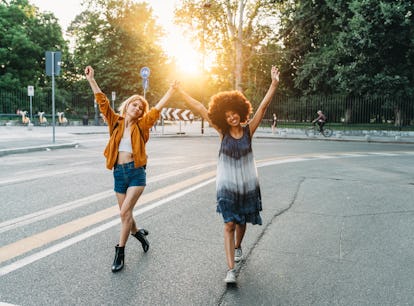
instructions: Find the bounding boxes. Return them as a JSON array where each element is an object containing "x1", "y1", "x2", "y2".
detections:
[
  {"x1": 344, "y1": 108, "x2": 352, "y2": 124},
  {"x1": 225, "y1": 0, "x2": 245, "y2": 92},
  {"x1": 234, "y1": 0, "x2": 245, "y2": 91},
  {"x1": 394, "y1": 107, "x2": 402, "y2": 128}
]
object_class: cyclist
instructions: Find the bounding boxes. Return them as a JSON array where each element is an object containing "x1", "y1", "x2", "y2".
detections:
[{"x1": 312, "y1": 110, "x2": 327, "y2": 133}]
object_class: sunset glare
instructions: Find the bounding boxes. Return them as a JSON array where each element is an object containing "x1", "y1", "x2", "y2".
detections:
[{"x1": 30, "y1": 0, "x2": 205, "y2": 77}]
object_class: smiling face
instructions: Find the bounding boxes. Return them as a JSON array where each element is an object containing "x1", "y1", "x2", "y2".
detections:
[
  {"x1": 126, "y1": 99, "x2": 145, "y2": 119},
  {"x1": 224, "y1": 110, "x2": 241, "y2": 127},
  {"x1": 118, "y1": 95, "x2": 149, "y2": 119}
]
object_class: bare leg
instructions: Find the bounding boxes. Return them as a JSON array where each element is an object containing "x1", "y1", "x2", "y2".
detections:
[
  {"x1": 224, "y1": 222, "x2": 236, "y2": 269},
  {"x1": 115, "y1": 186, "x2": 145, "y2": 247},
  {"x1": 235, "y1": 224, "x2": 246, "y2": 249}
]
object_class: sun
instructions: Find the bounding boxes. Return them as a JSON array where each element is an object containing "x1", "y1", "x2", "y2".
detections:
[
  {"x1": 148, "y1": 1, "x2": 210, "y2": 77},
  {"x1": 161, "y1": 29, "x2": 203, "y2": 77}
]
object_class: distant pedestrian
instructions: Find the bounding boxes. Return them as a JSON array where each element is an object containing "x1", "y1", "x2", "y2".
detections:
[
  {"x1": 271, "y1": 113, "x2": 277, "y2": 134},
  {"x1": 177, "y1": 66, "x2": 280, "y2": 283},
  {"x1": 85, "y1": 65, "x2": 177, "y2": 272}
]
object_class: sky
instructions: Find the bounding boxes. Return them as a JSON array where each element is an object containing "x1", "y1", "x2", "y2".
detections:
[{"x1": 29, "y1": 0, "x2": 201, "y2": 74}]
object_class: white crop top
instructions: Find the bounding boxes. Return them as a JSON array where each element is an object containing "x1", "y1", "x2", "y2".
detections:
[{"x1": 118, "y1": 127, "x2": 132, "y2": 153}]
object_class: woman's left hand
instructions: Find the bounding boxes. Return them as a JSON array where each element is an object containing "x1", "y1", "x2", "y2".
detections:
[{"x1": 271, "y1": 66, "x2": 280, "y2": 84}]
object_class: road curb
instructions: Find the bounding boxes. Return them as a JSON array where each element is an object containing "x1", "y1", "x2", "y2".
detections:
[{"x1": 0, "y1": 142, "x2": 79, "y2": 157}]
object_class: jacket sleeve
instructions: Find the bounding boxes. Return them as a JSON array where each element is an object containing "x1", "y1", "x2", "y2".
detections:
[
  {"x1": 140, "y1": 108, "x2": 160, "y2": 129},
  {"x1": 137, "y1": 108, "x2": 160, "y2": 143},
  {"x1": 95, "y1": 92, "x2": 119, "y2": 130}
]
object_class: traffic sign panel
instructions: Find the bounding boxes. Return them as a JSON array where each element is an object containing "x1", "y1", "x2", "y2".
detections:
[
  {"x1": 161, "y1": 108, "x2": 193, "y2": 121},
  {"x1": 27, "y1": 86, "x2": 34, "y2": 97},
  {"x1": 140, "y1": 67, "x2": 150, "y2": 78}
]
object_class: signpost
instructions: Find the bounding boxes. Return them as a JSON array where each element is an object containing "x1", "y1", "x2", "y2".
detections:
[
  {"x1": 111, "y1": 91, "x2": 116, "y2": 110},
  {"x1": 140, "y1": 67, "x2": 150, "y2": 99},
  {"x1": 27, "y1": 85, "x2": 34, "y2": 122},
  {"x1": 45, "y1": 51, "x2": 62, "y2": 143}
]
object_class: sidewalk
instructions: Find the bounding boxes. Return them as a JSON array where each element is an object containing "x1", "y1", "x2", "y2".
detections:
[{"x1": 1, "y1": 122, "x2": 413, "y2": 157}]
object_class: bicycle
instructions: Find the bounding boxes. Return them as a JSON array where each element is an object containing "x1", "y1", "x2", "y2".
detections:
[{"x1": 305, "y1": 124, "x2": 333, "y2": 137}]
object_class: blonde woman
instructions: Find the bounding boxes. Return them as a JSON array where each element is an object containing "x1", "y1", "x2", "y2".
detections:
[{"x1": 85, "y1": 66, "x2": 176, "y2": 272}]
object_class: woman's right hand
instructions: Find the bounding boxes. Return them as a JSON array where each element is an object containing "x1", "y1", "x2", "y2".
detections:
[
  {"x1": 85, "y1": 66, "x2": 94, "y2": 81},
  {"x1": 84, "y1": 66, "x2": 102, "y2": 94}
]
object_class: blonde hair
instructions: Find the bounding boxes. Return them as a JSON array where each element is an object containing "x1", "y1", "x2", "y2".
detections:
[{"x1": 117, "y1": 95, "x2": 149, "y2": 118}]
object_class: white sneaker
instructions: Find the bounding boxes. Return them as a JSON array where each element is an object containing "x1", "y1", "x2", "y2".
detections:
[
  {"x1": 224, "y1": 269, "x2": 236, "y2": 283},
  {"x1": 234, "y1": 247, "x2": 242, "y2": 262}
]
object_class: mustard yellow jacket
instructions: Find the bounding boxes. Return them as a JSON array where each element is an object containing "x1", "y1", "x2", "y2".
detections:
[{"x1": 95, "y1": 93, "x2": 160, "y2": 170}]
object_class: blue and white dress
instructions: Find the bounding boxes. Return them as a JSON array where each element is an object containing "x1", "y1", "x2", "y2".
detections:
[{"x1": 216, "y1": 125, "x2": 262, "y2": 225}]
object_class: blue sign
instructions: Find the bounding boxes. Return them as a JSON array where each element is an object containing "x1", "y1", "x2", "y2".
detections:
[
  {"x1": 45, "y1": 51, "x2": 62, "y2": 76},
  {"x1": 140, "y1": 67, "x2": 150, "y2": 78}
]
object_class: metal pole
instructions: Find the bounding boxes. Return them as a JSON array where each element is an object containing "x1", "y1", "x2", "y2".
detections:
[
  {"x1": 201, "y1": 11, "x2": 206, "y2": 135},
  {"x1": 29, "y1": 96, "x2": 33, "y2": 122},
  {"x1": 94, "y1": 100, "x2": 98, "y2": 125},
  {"x1": 52, "y1": 52, "x2": 56, "y2": 143}
]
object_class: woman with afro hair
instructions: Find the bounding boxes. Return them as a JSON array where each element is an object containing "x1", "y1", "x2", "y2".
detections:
[{"x1": 177, "y1": 66, "x2": 280, "y2": 283}]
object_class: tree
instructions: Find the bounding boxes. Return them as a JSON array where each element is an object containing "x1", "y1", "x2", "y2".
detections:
[
  {"x1": 175, "y1": 0, "x2": 279, "y2": 92},
  {"x1": 68, "y1": 0, "x2": 169, "y2": 106},
  {"x1": 277, "y1": 0, "x2": 414, "y2": 125},
  {"x1": 0, "y1": 0, "x2": 69, "y2": 115},
  {"x1": 0, "y1": 0, "x2": 68, "y2": 91}
]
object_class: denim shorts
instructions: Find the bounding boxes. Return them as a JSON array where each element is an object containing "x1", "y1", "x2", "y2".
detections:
[{"x1": 113, "y1": 161, "x2": 146, "y2": 194}]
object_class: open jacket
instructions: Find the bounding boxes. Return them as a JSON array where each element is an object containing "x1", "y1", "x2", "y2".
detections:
[{"x1": 95, "y1": 92, "x2": 160, "y2": 170}]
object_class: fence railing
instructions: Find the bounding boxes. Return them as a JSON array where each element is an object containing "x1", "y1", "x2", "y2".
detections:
[
  {"x1": 1, "y1": 89, "x2": 413, "y2": 130},
  {"x1": 265, "y1": 94, "x2": 414, "y2": 131}
]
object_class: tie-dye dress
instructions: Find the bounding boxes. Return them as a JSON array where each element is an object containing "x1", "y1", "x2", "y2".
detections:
[{"x1": 216, "y1": 125, "x2": 262, "y2": 225}]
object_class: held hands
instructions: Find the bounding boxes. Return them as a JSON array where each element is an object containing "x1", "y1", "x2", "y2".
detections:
[{"x1": 170, "y1": 80, "x2": 180, "y2": 91}]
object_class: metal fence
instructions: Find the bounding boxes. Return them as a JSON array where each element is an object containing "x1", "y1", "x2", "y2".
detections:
[
  {"x1": 0, "y1": 88, "x2": 94, "y2": 124},
  {"x1": 1, "y1": 89, "x2": 413, "y2": 130},
  {"x1": 266, "y1": 94, "x2": 414, "y2": 131}
]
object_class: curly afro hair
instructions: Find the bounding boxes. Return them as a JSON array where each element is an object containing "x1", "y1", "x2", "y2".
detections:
[{"x1": 207, "y1": 90, "x2": 252, "y2": 133}]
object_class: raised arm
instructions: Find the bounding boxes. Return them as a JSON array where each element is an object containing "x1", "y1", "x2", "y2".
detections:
[
  {"x1": 177, "y1": 87, "x2": 221, "y2": 134},
  {"x1": 84, "y1": 66, "x2": 119, "y2": 127},
  {"x1": 153, "y1": 81, "x2": 178, "y2": 111},
  {"x1": 177, "y1": 88, "x2": 208, "y2": 121},
  {"x1": 249, "y1": 66, "x2": 280, "y2": 136},
  {"x1": 85, "y1": 66, "x2": 102, "y2": 94}
]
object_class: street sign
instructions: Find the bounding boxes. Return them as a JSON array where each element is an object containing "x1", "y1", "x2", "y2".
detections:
[
  {"x1": 27, "y1": 86, "x2": 34, "y2": 97},
  {"x1": 45, "y1": 51, "x2": 62, "y2": 76},
  {"x1": 111, "y1": 91, "x2": 116, "y2": 101},
  {"x1": 161, "y1": 108, "x2": 193, "y2": 121},
  {"x1": 140, "y1": 67, "x2": 150, "y2": 78}
]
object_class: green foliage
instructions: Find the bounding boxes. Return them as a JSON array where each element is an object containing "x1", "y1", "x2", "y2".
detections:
[
  {"x1": 0, "y1": 0, "x2": 70, "y2": 113},
  {"x1": 278, "y1": 0, "x2": 414, "y2": 100},
  {"x1": 68, "y1": 0, "x2": 169, "y2": 108},
  {"x1": 174, "y1": 0, "x2": 280, "y2": 93}
]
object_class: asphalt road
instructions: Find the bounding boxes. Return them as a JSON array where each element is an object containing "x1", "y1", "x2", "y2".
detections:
[{"x1": 0, "y1": 135, "x2": 413, "y2": 305}]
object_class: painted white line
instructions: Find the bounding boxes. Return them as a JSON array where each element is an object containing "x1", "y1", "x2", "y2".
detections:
[
  {"x1": 0, "y1": 190, "x2": 113, "y2": 234},
  {"x1": 0, "y1": 178, "x2": 215, "y2": 276},
  {"x1": 258, "y1": 157, "x2": 309, "y2": 167},
  {"x1": 0, "y1": 151, "x2": 409, "y2": 276},
  {"x1": 368, "y1": 152, "x2": 400, "y2": 156},
  {"x1": 0, "y1": 163, "x2": 216, "y2": 233},
  {"x1": 0, "y1": 168, "x2": 76, "y2": 186}
]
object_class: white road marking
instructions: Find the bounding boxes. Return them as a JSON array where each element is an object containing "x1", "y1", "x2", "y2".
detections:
[{"x1": 0, "y1": 151, "x2": 412, "y2": 276}]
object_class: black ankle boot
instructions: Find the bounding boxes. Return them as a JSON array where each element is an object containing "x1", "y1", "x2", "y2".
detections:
[
  {"x1": 132, "y1": 229, "x2": 150, "y2": 252},
  {"x1": 111, "y1": 244, "x2": 125, "y2": 272}
]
